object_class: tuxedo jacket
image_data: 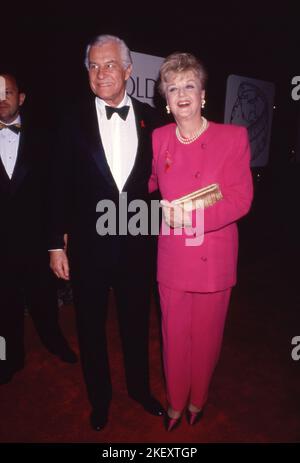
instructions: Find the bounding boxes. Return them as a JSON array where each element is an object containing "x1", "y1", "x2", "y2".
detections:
[
  {"x1": 149, "y1": 122, "x2": 254, "y2": 292},
  {"x1": 48, "y1": 96, "x2": 159, "y2": 274},
  {"x1": 0, "y1": 119, "x2": 50, "y2": 266}
]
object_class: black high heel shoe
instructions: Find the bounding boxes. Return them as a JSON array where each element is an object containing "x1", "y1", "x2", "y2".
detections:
[
  {"x1": 164, "y1": 413, "x2": 182, "y2": 431},
  {"x1": 186, "y1": 408, "x2": 203, "y2": 426}
]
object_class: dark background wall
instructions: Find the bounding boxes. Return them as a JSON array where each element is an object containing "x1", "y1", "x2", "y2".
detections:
[{"x1": 1, "y1": 4, "x2": 299, "y2": 166}]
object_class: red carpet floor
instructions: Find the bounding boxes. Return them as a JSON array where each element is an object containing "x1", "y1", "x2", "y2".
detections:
[{"x1": 0, "y1": 169, "x2": 300, "y2": 443}]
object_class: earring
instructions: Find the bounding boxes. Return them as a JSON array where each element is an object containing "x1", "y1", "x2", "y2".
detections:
[
  {"x1": 166, "y1": 105, "x2": 171, "y2": 114},
  {"x1": 201, "y1": 99, "x2": 206, "y2": 109}
]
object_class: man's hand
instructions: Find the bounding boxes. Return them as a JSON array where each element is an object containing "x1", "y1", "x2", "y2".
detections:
[{"x1": 49, "y1": 250, "x2": 70, "y2": 280}]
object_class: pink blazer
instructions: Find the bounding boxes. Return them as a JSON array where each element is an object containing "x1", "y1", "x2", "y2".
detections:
[{"x1": 149, "y1": 121, "x2": 253, "y2": 292}]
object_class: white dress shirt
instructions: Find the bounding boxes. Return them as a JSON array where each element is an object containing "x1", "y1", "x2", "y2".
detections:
[
  {"x1": 95, "y1": 93, "x2": 138, "y2": 192},
  {"x1": 0, "y1": 115, "x2": 21, "y2": 178}
]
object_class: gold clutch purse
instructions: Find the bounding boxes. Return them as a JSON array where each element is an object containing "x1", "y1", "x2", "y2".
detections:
[{"x1": 172, "y1": 183, "x2": 223, "y2": 211}]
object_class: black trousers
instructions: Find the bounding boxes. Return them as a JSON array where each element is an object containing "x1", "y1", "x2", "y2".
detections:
[
  {"x1": 0, "y1": 253, "x2": 65, "y2": 376},
  {"x1": 71, "y1": 264, "x2": 152, "y2": 412}
]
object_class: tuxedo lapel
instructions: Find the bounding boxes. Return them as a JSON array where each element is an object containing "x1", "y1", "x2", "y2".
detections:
[
  {"x1": 132, "y1": 96, "x2": 144, "y2": 144},
  {"x1": 0, "y1": 157, "x2": 10, "y2": 193},
  {"x1": 122, "y1": 97, "x2": 149, "y2": 191},
  {"x1": 81, "y1": 101, "x2": 117, "y2": 189},
  {"x1": 10, "y1": 130, "x2": 31, "y2": 195}
]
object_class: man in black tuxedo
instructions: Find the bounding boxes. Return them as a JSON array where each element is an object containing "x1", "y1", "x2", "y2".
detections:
[
  {"x1": 49, "y1": 35, "x2": 164, "y2": 430},
  {"x1": 0, "y1": 73, "x2": 77, "y2": 385}
]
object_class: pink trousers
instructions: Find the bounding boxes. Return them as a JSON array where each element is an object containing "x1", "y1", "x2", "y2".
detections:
[{"x1": 159, "y1": 284, "x2": 231, "y2": 412}]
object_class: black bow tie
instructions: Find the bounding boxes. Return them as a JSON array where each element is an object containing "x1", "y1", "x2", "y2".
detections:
[
  {"x1": 0, "y1": 121, "x2": 21, "y2": 134},
  {"x1": 105, "y1": 105, "x2": 130, "y2": 121}
]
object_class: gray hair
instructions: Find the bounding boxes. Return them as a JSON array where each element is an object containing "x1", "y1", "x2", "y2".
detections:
[
  {"x1": 84, "y1": 34, "x2": 132, "y2": 70},
  {"x1": 159, "y1": 52, "x2": 207, "y2": 97}
]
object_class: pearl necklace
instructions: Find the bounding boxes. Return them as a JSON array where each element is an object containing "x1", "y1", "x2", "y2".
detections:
[{"x1": 176, "y1": 116, "x2": 208, "y2": 144}]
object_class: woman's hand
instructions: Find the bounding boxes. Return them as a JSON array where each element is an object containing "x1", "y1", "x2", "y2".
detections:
[{"x1": 161, "y1": 199, "x2": 192, "y2": 228}]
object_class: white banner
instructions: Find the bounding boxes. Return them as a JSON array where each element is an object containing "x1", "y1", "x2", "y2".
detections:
[
  {"x1": 224, "y1": 75, "x2": 275, "y2": 167},
  {"x1": 0, "y1": 75, "x2": 6, "y2": 101},
  {"x1": 127, "y1": 51, "x2": 164, "y2": 107}
]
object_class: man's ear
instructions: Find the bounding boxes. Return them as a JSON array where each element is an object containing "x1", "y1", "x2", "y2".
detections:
[
  {"x1": 124, "y1": 64, "x2": 132, "y2": 82},
  {"x1": 19, "y1": 92, "x2": 26, "y2": 107}
]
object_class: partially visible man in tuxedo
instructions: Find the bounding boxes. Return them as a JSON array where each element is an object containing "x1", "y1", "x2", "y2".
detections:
[
  {"x1": 0, "y1": 73, "x2": 77, "y2": 385},
  {"x1": 49, "y1": 35, "x2": 164, "y2": 431}
]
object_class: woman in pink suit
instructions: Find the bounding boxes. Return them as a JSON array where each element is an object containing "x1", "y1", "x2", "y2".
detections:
[{"x1": 149, "y1": 52, "x2": 253, "y2": 431}]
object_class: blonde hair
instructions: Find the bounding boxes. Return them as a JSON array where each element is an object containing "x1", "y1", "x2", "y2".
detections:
[{"x1": 159, "y1": 52, "x2": 207, "y2": 96}]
